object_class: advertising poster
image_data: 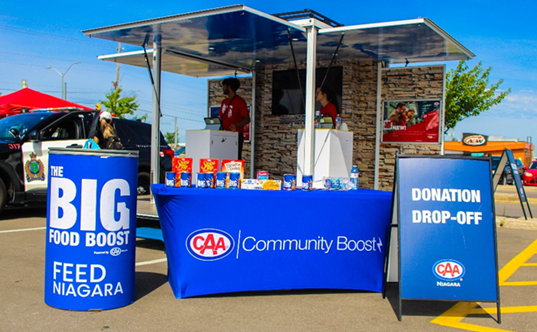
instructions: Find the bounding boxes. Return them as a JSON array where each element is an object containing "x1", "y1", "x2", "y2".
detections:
[
  {"x1": 382, "y1": 100, "x2": 441, "y2": 144},
  {"x1": 397, "y1": 156, "x2": 499, "y2": 302}
]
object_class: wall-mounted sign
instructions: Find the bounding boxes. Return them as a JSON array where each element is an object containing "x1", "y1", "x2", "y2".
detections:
[
  {"x1": 381, "y1": 99, "x2": 442, "y2": 144},
  {"x1": 462, "y1": 133, "x2": 488, "y2": 146}
]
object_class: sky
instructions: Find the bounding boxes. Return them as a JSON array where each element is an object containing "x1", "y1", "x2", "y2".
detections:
[{"x1": 1, "y1": 1, "x2": 536, "y2": 144}]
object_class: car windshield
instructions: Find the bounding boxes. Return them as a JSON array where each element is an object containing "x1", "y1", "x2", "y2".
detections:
[
  {"x1": 530, "y1": 162, "x2": 537, "y2": 170},
  {"x1": 0, "y1": 112, "x2": 55, "y2": 142}
]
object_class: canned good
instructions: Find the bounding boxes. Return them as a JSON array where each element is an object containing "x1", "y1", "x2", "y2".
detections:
[
  {"x1": 283, "y1": 174, "x2": 296, "y2": 191},
  {"x1": 229, "y1": 172, "x2": 241, "y2": 189},
  {"x1": 205, "y1": 172, "x2": 215, "y2": 188},
  {"x1": 216, "y1": 172, "x2": 227, "y2": 189},
  {"x1": 197, "y1": 172, "x2": 206, "y2": 188},
  {"x1": 302, "y1": 175, "x2": 313, "y2": 191},
  {"x1": 165, "y1": 172, "x2": 176, "y2": 187},
  {"x1": 180, "y1": 172, "x2": 191, "y2": 188}
]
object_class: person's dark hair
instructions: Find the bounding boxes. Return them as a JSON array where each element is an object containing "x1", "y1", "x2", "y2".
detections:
[
  {"x1": 318, "y1": 85, "x2": 338, "y2": 113},
  {"x1": 222, "y1": 77, "x2": 240, "y2": 92},
  {"x1": 396, "y1": 102, "x2": 406, "y2": 109}
]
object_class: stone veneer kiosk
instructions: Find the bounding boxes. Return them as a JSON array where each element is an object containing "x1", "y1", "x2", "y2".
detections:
[{"x1": 209, "y1": 62, "x2": 445, "y2": 191}]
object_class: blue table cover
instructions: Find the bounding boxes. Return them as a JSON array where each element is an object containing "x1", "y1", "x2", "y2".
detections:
[{"x1": 152, "y1": 184, "x2": 392, "y2": 298}]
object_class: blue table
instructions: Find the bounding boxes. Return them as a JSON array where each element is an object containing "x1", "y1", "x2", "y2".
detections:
[{"x1": 152, "y1": 184, "x2": 392, "y2": 299}]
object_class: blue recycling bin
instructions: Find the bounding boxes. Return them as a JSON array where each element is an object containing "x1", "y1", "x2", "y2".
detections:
[{"x1": 44, "y1": 148, "x2": 139, "y2": 310}]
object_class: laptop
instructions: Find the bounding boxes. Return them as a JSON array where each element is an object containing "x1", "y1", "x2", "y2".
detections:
[
  {"x1": 319, "y1": 116, "x2": 334, "y2": 129},
  {"x1": 204, "y1": 117, "x2": 222, "y2": 130}
]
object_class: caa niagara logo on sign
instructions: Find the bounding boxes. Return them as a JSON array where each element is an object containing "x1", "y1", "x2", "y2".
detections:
[
  {"x1": 186, "y1": 229, "x2": 235, "y2": 261},
  {"x1": 433, "y1": 259, "x2": 466, "y2": 281}
]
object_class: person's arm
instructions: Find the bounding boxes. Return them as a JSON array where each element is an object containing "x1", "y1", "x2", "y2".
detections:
[
  {"x1": 230, "y1": 113, "x2": 250, "y2": 131},
  {"x1": 229, "y1": 99, "x2": 250, "y2": 131}
]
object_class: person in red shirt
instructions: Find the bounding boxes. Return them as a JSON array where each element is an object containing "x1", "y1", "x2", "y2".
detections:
[
  {"x1": 315, "y1": 86, "x2": 337, "y2": 126},
  {"x1": 218, "y1": 77, "x2": 250, "y2": 159}
]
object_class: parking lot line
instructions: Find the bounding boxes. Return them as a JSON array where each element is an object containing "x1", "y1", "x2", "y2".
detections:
[
  {"x1": 431, "y1": 238, "x2": 537, "y2": 332},
  {"x1": 0, "y1": 226, "x2": 46, "y2": 234},
  {"x1": 135, "y1": 258, "x2": 167, "y2": 266}
]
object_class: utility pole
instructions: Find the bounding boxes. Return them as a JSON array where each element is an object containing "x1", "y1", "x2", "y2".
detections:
[
  {"x1": 115, "y1": 42, "x2": 122, "y2": 90},
  {"x1": 175, "y1": 117, "x2": 178, "y2": 149}
]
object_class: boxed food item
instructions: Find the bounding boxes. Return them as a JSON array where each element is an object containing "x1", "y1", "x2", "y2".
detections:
[
  {"x1": 172, "y1": 157, "x2": 193, "y2": 173},
  {"x1": 241, "y1": 179, "x2": 264, "y2": 190},
  {"x1": 199, "y1": 158, "x2": 219, "y2": 175},
  {"x1": 222, "y1": 160, "x2": 244, "y2": 188},
  {"x1": 222, "y1": 160, "x2": 244, "y2": 179},
  {"x1": 262, "y1": 179, "x2": 282, "y2": 191},
  {"x1": 172, "y1": 157, "x2": 193, "y2": 187},
  {"x1": 323, "y1": 177, "x2": 352, "y2": 191},
  {"x1": 257, "y1": 171, "x2": 269, "y2": 180}
]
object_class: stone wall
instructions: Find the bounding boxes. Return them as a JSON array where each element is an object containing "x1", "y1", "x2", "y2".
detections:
[
  {"x1": 208, "y1": 64, "x2": 445, "y2": 189},
  {"x1": 378, "y1": 66, "x2": 445, "y2": 190}
]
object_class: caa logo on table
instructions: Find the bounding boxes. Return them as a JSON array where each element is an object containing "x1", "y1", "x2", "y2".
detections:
[
  {"x1": 186, "y1": 229, "x2": 235, "y2": 261},
  {"x1": 433, "y1": 259, "x2": 466, "y2": 281}
]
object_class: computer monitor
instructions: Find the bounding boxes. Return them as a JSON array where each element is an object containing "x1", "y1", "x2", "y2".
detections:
[{"x1": 204, "y1": 117, "x2": 222, "y2": 130}]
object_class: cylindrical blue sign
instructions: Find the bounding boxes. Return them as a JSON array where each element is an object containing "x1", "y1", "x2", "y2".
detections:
[{"x1": 44, "y1": 148, "x2": 139, "y2": 311}]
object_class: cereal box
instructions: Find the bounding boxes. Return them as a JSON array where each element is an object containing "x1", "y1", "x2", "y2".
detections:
[{"x1": 199, "y1": 158, "x2": 219, "y2": 175}]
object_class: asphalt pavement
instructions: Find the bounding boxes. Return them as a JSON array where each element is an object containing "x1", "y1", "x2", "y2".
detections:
[{"x1": 1, "y1": 186, "x2": 536, "y2": 331}]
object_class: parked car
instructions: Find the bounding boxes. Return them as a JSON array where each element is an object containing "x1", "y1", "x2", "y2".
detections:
[
  {"x1": 0, "y1": 109, "x2": 172, "y2": 214},
  {"x1": 490, "y1": 156, "x2": 524, "y2": 185},
  {"x1": 523, "y1": 160, "x2": 537, "y2": 186}
]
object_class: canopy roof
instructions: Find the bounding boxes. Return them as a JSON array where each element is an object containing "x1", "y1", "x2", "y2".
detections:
[
  {"x1": 84, "y1": 5, "x2": 474, "y2": 77},
  {"x1": 0, "y1": 88, "x2": 91, "y2": 117}
]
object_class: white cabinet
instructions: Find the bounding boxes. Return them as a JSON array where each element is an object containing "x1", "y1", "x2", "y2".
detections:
[
  {"x1": 186, "y1": 130, "x2": 238, "y2": 173},
  {"x1": 297, "y1": 129, "x2": 354, "y2": 189}
]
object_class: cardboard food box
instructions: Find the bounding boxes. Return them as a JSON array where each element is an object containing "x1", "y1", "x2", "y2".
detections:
[
  {"x1": 222, "y1": 159, "x2": 244, "y2": 179},
  {"x1": 172, "y1": 157, "x2": 193, "y2": 173},
  {"x1": 199, "y1": 158, "x2": 219, "y2": 175},
  {"x1": 172, "y1": 157, "x2": 193, "y2": 187},
  {"x1": 241, "y1": 179, "x2": 264, "y2": 190},
  {"x1": 257, "y1": 171, "x2": 269, "y2": 180},
  {"x1": 262, "y1": 179, "x2": 282, "y2": 191}
]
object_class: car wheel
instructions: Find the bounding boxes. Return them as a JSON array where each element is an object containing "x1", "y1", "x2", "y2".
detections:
[
  {"x1": 137, "y1": 172, "x2": 151, "y2": 195},
  {"x1": 0, "y1": 178, "x2": 7, "y2": 214}
]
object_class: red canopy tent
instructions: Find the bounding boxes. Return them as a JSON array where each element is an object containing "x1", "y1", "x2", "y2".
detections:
[{"x1": 0, "y1": 88, "x2": 92, "y2": 118}]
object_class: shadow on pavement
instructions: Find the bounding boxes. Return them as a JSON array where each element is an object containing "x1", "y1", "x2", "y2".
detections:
[
  {"x1": 135, "y1": 238, "x2": 166, "y2": 251},
  {"x1": 135, "y1": 271, "x2": 168, "y2": 301},
  {"x1": 383, "y1": 282, "x2": 463, "y2": 319}
]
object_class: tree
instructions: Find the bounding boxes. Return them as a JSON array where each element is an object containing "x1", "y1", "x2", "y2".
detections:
[
  {"x1": 445, "y1": 60, "x2": 511, "y2": 133},
  {"x1": 100, "y1": 86, "x2": 139, "y2": 119},
  {"x1": 164, "y1": 132, "x2": 176, "y2": 145}
]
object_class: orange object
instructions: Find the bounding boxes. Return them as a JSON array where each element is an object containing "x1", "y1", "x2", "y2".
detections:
[
  {"x1": 172, "y1": 158, "x2": 193, "y2": 188},
  {"x1": 444, "y1": 141, "x2": 534, "y2": 167},
  {"x1": 199, "y1": 158, "x2": 219, "y2": 175},
  {"x1": 172, "y1": 157, "x2": 193, "y2": 173}
]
